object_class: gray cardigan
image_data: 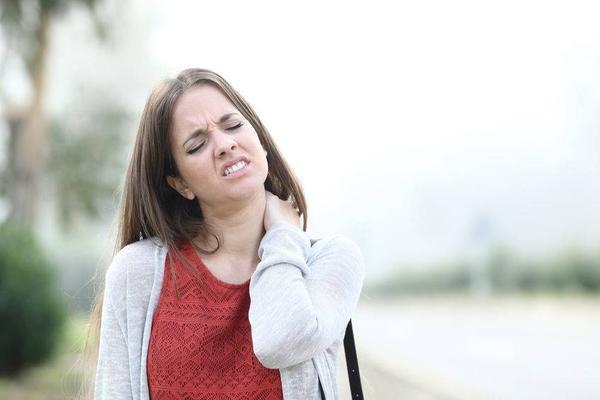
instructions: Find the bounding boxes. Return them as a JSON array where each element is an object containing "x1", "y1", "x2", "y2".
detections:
[{"x1": 94, "y1": 222, "x2": 365, "y2": 400}]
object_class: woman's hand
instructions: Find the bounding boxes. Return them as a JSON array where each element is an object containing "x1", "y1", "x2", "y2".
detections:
[{"x1": 263, "y1": 190, "x2": 302, "y2": 231}]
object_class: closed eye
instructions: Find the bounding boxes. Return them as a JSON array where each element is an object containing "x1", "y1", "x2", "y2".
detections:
[
  {"x1": 186, "y1": 122, "x2": 244, "y2": 154},
  {"x1": 186, "y1": 142, "x2": 204, "y2": 154},
  {"x1": 226, "y1": 122, "x2": 244, "y2": 131}
]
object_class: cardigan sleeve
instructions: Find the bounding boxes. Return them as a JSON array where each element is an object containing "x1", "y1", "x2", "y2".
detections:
[
  {"x1": 94, "y1": 255, "x2": 133, "y2": 399},
  {"x1": 248, "y1": 222, "x2": 365, "y2": 369}
]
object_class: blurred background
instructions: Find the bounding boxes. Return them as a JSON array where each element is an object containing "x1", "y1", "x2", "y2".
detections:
[{"x1": 1, "y1": 0, "x2": 599, "y2": 399}]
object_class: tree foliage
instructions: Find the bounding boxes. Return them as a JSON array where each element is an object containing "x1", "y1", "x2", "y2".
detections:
[
  {"x1": 0, "y1": 0, "x2": 121, "y2": 229},
  {"x1": 0, "y1": 223, "x2": 66, "y2": 376},
  {"x1": 1, "y1": 0, "x2": 104, "y2": 76},
  {"x1": 366, "y1": 246, "x2": 600, "y2": 297},
  {"x1": 47, "y1": 95, "x2": 129, "y2": 229}
]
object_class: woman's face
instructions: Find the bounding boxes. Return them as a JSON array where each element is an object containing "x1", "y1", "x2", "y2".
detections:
[{"x1": 166, "y1": 84, "x2": 269, "y2": 210}]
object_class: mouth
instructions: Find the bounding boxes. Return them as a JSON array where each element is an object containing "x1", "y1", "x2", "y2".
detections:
[{"x1": 222, "y1": 160, "x2": 251, "y2": 178}]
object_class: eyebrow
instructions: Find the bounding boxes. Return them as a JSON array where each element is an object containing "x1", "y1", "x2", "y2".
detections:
[{"x1": 182, "y1": 112, "x2": 240, "y2": 147}]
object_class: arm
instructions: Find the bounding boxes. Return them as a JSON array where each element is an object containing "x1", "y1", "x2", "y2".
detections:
[
  {"x1": 248, "y1": 222, "x2": 365, "y2": 369},
  {"x1": 94, "y1": 257, "x2": 133, "y2": 399}
]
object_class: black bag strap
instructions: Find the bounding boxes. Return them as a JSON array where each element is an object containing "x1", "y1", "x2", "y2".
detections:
[
  {"x1": 311, "y1": 239, "x2": 364, "y2": 399},
  {"x1": 343, "y1": 320, "x2": 363, "y2": 399}
]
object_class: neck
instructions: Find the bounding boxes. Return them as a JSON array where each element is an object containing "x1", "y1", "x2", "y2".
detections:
[{"x1": 199, "y1": 189, "x2": 266, "y2": 262}]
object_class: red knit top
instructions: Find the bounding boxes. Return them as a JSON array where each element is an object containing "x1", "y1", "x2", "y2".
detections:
[{"x1": 147, "y1": 241, "x2": 284, "y2": 400}]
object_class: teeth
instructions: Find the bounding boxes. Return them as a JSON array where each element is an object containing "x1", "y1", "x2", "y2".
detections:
[{"x1": 225, "y1": 161, "x2": 247, "y2": 176}]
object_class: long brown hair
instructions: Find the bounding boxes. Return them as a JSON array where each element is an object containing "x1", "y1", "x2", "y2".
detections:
[{"x1": 80, "y1": 68, "x2": 308, "y2": 398}]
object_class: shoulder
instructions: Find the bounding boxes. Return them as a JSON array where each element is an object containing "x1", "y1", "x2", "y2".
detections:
[{"x1": 104, "y1": 237, "x2": 165, "y2": 305}]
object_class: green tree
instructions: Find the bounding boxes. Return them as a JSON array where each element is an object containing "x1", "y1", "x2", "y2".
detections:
[
  {"x1": 0, "y1": 223, "x2": 66, "y2": 376},
  {"x1": 47, "y1": 94, "x2": 128, "y2": 229},
  {"x1": 0, "y1": 0, "x2": 104, "y2": 228}
]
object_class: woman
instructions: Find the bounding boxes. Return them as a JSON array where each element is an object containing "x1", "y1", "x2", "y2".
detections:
[{"x1": 91, "y1": 68, "x2": 365, "y2": 400}]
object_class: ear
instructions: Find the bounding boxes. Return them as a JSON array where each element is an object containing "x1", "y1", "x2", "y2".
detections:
[{"x1": 166, "y1": 175, "x2": 196, "y2": 200}]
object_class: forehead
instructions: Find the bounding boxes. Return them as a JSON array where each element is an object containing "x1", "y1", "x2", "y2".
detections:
[{"x1": 171, "y1": 84, "x2": 238, "y2": 135}]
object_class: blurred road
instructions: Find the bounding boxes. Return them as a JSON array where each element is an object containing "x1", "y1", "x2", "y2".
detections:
[{"x1": 339, "y1": 296, "x2": 600, "y2": 400}]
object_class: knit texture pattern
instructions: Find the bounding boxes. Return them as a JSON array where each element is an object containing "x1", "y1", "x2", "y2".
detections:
[{"x1": 147, "y1": 241, "x2": 283, "y2": 400}]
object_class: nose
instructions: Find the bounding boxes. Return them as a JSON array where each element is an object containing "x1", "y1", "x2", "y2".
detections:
[{"x1": 214, "y1": 129, "x2": 237, "y2": 158}]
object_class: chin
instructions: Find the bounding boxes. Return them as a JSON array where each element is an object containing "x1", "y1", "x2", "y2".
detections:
[{"x1": 226, "y1": 179, "x2": 265, "y2": 201}]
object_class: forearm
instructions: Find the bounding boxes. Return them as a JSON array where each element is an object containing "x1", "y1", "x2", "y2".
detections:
[{"x1": 248, "y1": 222, "x2": 365, "y2": 369}]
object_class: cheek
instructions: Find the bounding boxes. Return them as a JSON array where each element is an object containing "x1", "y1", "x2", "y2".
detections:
[
  {"x1": 257, "y1": 151, "x2": 270, "y2": 178},
  {"x1": 249, "y1": 137, "x2": 268, "y2": 168},
  {"x1": 179, "y1": 156, "x2": 215, "y2": 186},
  {"x1": 246, "y1": 129, "x2": 263, "y2": 152}
]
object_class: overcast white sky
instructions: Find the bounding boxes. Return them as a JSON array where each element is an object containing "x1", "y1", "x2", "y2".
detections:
[{"x1": 6, "y1": 0, "x2": 600, "y2": 281}]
